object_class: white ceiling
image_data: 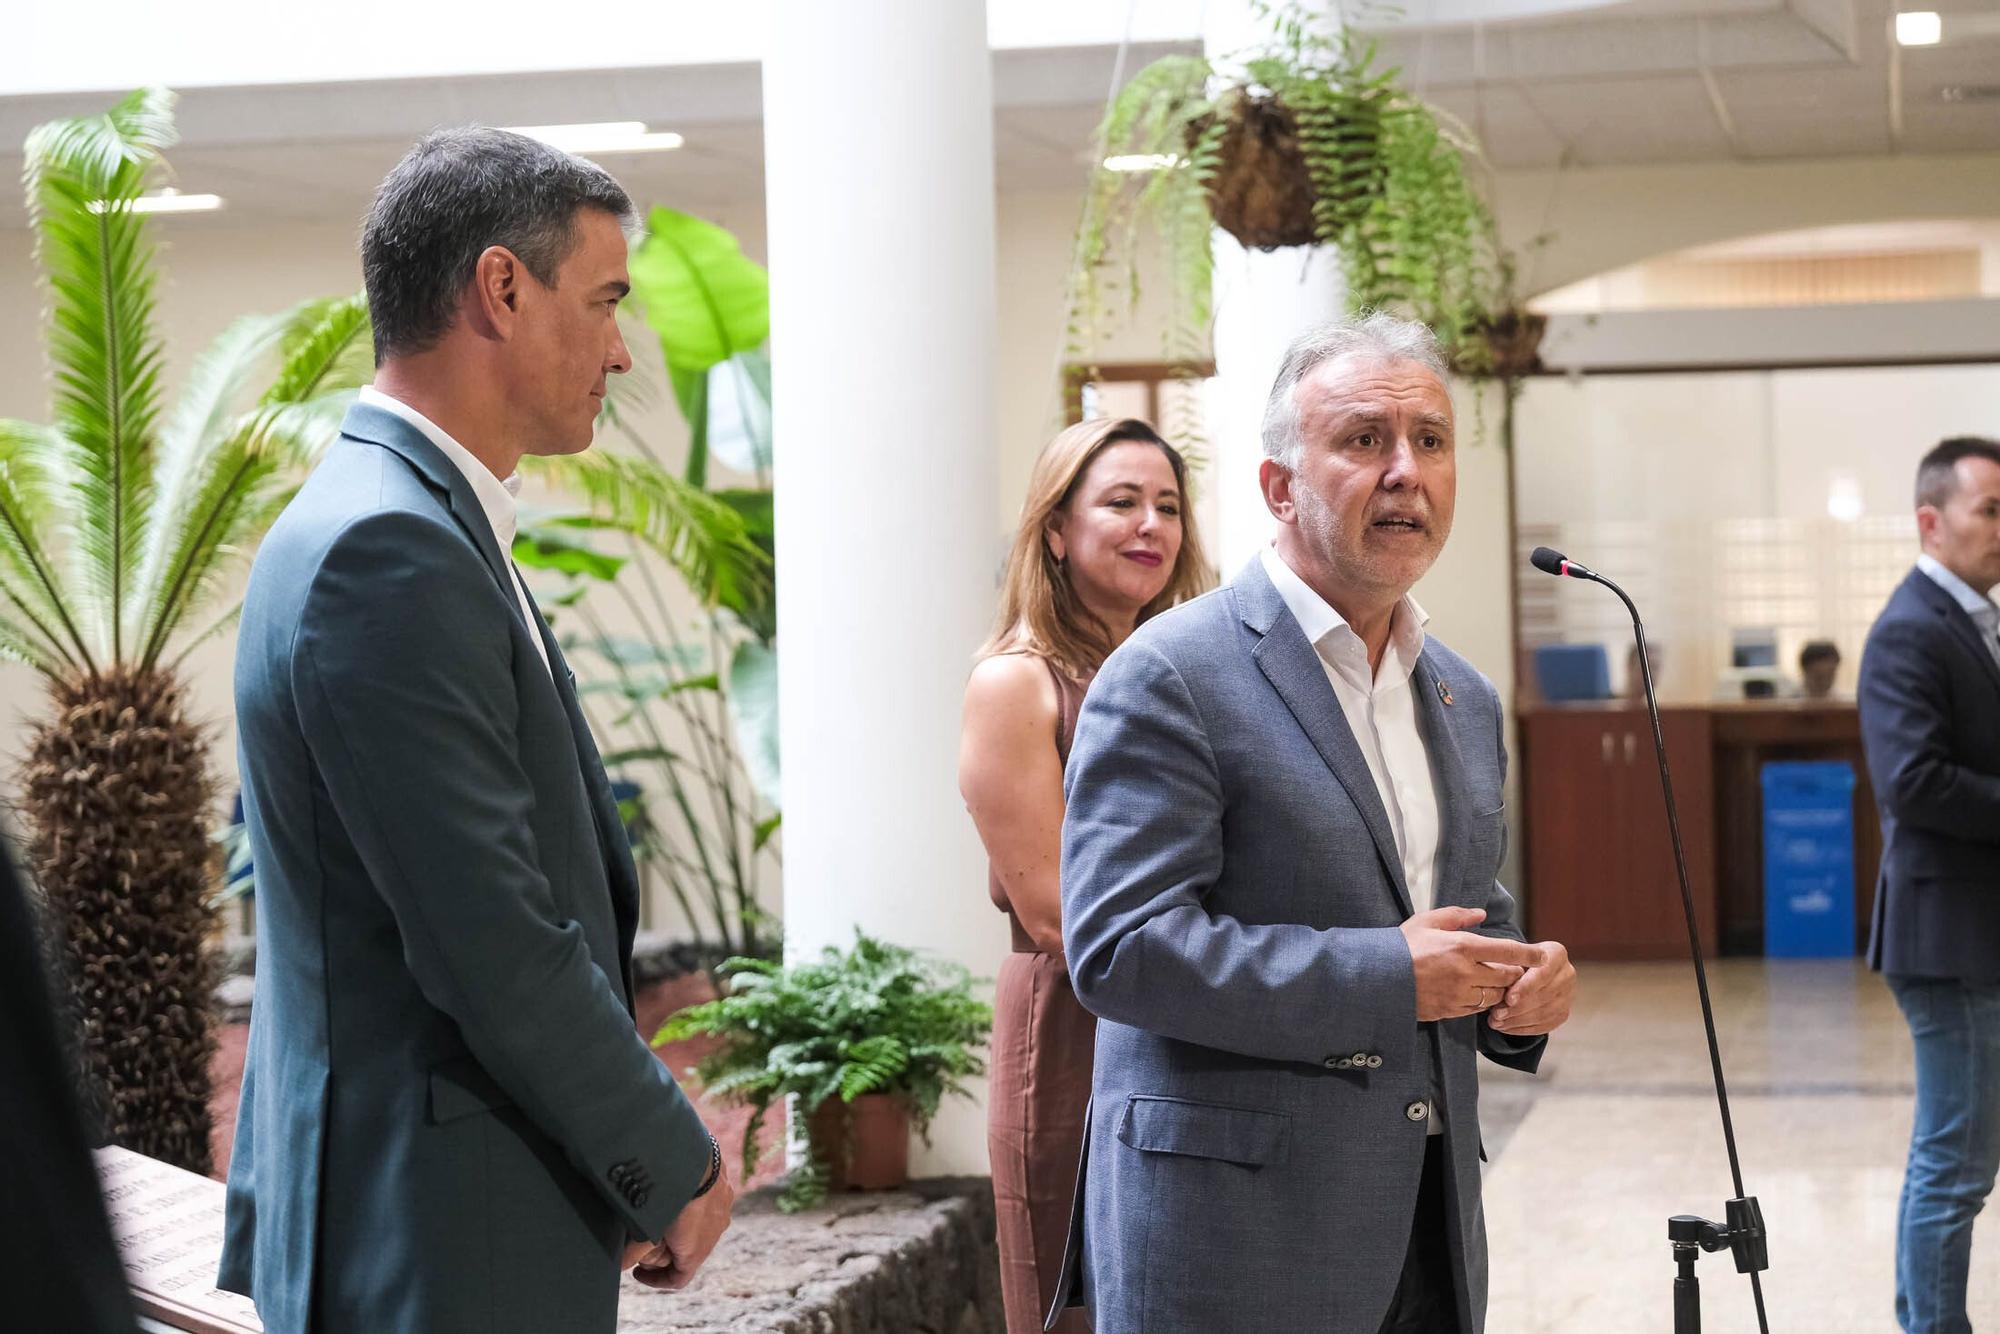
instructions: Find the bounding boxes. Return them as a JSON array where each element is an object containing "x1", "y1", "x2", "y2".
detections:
[
  {"x1": 0, "y1": 1, "x2": 1995, "y2": 231},
  {"x1": 1378, "y1": 0, "x2": 2000, "y2": 167}
]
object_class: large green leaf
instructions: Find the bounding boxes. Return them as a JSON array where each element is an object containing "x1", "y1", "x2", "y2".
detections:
[
  {"x1": 727, "y1": 639, "x2": 780, "y2": 810},
  {"x1": 512, "y1": 517, "x2": 627, "y2": 582},
  {"x1": 630, "y1": 207, "x2": 770, "y2": 376},
  {"x1": 707, "y1": 348, "x2": 773, "y2": 476},
  {"x1": 712, "y1": 488, "x2": 775, "y2": 642}
]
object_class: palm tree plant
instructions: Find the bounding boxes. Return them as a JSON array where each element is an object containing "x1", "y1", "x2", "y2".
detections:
[{"x1": 2, "y1": 88, "x2": 373, "y2": 1173}]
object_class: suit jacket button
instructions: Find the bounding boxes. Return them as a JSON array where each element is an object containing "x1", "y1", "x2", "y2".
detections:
[
  {"x1": 1406, "y1": 1101, "x2": 1430, "y2": 1122},
  {"x1": 632, "y1": 1185, "x2": 651, "y2": 1208},
  {"x1": 1352, "y1": 1052, "x2": 1369, "y2": 1065},
  {"x1": 1323, "y1": 1056, "x2": 1342, "y2": 1069},
  {"x1": 1366, "y1": 1055, "x2": 1384, "y2": 1069},
  {"x1": 1335, "y1": 1058, "x2": 1353, "y2": 1069}
]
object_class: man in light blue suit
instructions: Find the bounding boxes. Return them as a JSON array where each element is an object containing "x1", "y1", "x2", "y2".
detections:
[
  {"x1": 219, "y1": 129, "x2": 733, "y2": 1332},
  {"x1": 1058, "y1": 314, "x2": 1575, "y2": 1333}
]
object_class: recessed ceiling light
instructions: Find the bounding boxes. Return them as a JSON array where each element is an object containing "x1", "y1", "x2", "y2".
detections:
[
  {"x1": 1104, "y1": 153, "x2": 1180, "y2": 172},
  {"x1": 502, "y1": 121, "x2": 684, "y2": 154},
  {"x1": 1895, "y1": 11, "x2": 1942, "y2": 46},
  {"x1": 87, "y1": 188, "x2": 225, "y2": 215}
]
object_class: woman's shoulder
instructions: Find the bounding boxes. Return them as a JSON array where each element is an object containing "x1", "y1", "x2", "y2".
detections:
[{"x1": 965, "y1": 649, "x2": 1063, "y2": 722}]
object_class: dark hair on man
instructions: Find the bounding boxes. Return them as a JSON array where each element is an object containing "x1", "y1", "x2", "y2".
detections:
[
  {"x1": 1799, "y1": 639, "x2": 1841, "y2": 670},
  {"x1": 1914, "y1": 436, "x2": 2000, "y2": 510},
  {"x1": 360, "y1": 127, "x2": 634, "y2": 365}
]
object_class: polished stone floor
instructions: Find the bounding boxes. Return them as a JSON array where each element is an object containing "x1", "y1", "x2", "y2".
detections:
[{"x1": 1481, "y1": 958, "x2": 1998, "y2": 1332}]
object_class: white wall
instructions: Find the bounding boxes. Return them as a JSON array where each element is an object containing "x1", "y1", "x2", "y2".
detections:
[{"x1": 1494, "y1": 151, "x2": 2000, "y2": 297}]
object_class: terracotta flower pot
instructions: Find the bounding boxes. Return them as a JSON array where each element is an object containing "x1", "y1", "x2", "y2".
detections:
[{"x1": 806, "y1": 1093, "x2": 910, "y2": 1192}]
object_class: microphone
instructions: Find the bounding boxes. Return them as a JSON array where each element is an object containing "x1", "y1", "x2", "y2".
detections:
[
  {"x1": 1530, "y1": 545, "x2": 1598, "y2": 582},
  {"x1": 1529, "y1": 549, "x2": 1770, "y2": 1334}
]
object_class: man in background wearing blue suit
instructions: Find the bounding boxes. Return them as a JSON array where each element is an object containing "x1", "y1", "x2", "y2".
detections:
[
  {"x1": 1860, "y1": 435, "x2": 2000, "y2": 1334},
  {"x1": 219, "y1": 129, "x2": 733, "y2": 1332},
  {"x1": 1059, "y1": 313, "x2": 1575, "y2": 1333}
]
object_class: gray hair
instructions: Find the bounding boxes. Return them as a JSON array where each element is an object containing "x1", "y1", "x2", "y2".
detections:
[
  {"x1": 1259, "y1": 312, "x2": 1451, "y2": 470},
  {"x1": 361, "y1": 127, "x2": 635, "y2": 365}
]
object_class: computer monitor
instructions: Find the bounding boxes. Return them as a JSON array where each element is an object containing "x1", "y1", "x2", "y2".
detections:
[{"x1": 1534, "y1": 643, "x2": 1612, "y2": 703}]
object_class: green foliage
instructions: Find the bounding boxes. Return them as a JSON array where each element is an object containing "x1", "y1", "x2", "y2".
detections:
[
  {"x1": 655, "y1": 932, "x2": 993, "y2": 1211},
  {"x1": 523, "y1": 207, "x2": 782, "y2": 958},
  {"x1": 1068, "y1": 3, "x2": 1511, "y2": 377},
  {"x1": 0, "y1": 88, "x2": 370, "y2": 680},
  {"x1": 628, "y1": 206, "x2": 772, "y2": 489}
]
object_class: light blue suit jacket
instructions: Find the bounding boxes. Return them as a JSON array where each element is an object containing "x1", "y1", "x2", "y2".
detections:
[
  {"x1": 1058, "y1": 556, "x2": 1545, "y2": 1334},
  {"x1": 218, "y1": 404, "x2": 712, "y2": 1332}
]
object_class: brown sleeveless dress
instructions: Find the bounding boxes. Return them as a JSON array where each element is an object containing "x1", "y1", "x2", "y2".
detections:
[{"x1": 986, "y1": 657, "x2": 1094, "y2": 1334}]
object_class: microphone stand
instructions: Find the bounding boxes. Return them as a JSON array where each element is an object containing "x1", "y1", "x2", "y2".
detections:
[{"x1": 1532, "y1": 549, "x2": 1771, "y2": 1334}]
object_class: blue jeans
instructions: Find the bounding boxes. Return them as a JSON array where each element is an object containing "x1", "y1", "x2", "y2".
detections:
[{"x1": 1890, "y1": 977, "x2": 2000, "y2": 1334}]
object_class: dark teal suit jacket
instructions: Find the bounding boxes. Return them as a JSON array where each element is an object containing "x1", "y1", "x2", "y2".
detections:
[{"x1": 218, "y1": 403, "x2": 711, "y2": 1332}]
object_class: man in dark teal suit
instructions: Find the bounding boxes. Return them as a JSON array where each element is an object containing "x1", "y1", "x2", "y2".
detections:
[{"x1": 218, "y1": 128, "x2": 733, "y2": 1332}]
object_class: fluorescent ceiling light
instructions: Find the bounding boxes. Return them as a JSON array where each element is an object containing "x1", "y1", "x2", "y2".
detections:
[
  {"x1": 87, "y1": 188, "x2": 225, "y2": 215},
  {"x1": 1104, "y1": 153, "x2": 1180, "y2": 172},
  {"x1": 503, "y1": 121, "x2": 684, "y2": 154},
  {"x1": 1895, "y1": 11, "x2": 1942, "y2": 46}
]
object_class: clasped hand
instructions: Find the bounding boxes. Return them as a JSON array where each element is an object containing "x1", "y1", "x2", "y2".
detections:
[
  {"x1": 1399, "y1": 906, "x2": 1574, "y2": 1035},
  {"x1": 621, "y1": 1166, "x2": 738, "y2": 1291}
]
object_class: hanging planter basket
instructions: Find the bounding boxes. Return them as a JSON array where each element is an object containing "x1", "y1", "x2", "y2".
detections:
[
  {"x1": 1456, "y1": 310, "x2": 1548, "y2": 379},
  {"x1": 1196, "y1": 92, "x2": 1320, "y2": 250},
  {"x1": 1193, "y1": 85, "x2": 1388, "y2": 252}
]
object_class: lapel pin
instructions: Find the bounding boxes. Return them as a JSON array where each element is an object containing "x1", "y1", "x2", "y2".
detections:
[{"x1": 1437, "y1": 679, "x2": 1454, "y2": 706}]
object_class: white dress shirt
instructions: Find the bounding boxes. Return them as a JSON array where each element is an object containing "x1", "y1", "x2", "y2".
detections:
[
  {"x1": 358, "y1": 386, "x2": 552, "y2": 678},
  {"x1": 1261, "y1": 545, "x2": 1439, "y2": 914}
]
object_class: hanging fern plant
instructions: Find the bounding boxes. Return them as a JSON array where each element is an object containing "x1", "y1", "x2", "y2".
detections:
[{"x1": 1069, "y1": 3, "x2": 1530, "y2": 380}]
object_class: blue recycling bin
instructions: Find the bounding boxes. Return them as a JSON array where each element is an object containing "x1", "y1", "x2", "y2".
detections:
[{"x1": 1761, "y1": 760, "x2": 1857, "y2": 957}]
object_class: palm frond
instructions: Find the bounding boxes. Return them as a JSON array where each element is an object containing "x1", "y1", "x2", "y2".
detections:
[
  {"x1": 24, "y1": 86, "x2": 177, "y2": 662},
  {"x1": 136, "y1": 401, "x2": 343, "y2": 668},
  {"x1": 134, "y1": 295, "x2": 367, "y2": 668},
  {"x1": 0, "y1": 420, "x2": 92, "y2": 676},
  {"x1": 261, "y1": 294, "x2": 372, "y2": 406},
  {"x1": 127, "y1": 309, "x2": 288, "y2": 649},
  {"x1": 522, "y1": 450, "x2": 769, "y2": 610}
]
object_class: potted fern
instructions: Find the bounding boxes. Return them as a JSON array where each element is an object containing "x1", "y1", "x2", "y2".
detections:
[
  {"x1": 655, "y1": 932, "x2": 992, "y2": 1211},
  {"x1": 1072, "y1": 0, "x2": 1514, "y2": 375}
]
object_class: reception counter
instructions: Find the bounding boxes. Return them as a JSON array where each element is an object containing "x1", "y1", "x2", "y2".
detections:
[{"x1": 1517, "y1": 700, "x2": 1878, "y2": 959}]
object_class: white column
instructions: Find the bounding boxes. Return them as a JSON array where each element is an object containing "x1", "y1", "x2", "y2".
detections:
[
  {"x1": 1208, "y1": 238, "x2": 1346, "y2": 571},
  {"x1": 763, "y1": 0, "x2": 999, "y2": 1176},
  {"x1": 1202, "y1": 2, "x2": 1347, "y2": 575}
]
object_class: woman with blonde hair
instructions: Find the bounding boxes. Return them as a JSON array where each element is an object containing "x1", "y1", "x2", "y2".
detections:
[{"x1": 960, "y1": 417, "x2": 1212, "y2": 1333}]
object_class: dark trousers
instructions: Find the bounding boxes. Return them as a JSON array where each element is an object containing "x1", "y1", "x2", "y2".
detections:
[{"x1": 1378, "y1": 1136, "x2": 1462, "y2": 1334}]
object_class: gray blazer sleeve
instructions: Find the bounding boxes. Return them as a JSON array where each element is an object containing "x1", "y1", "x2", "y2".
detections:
[
  {"x1": 293, "y1": 509, "x2": 710, "y2": 1241},
  {"x1": 1061, "y1": 639, "x2": 1417, "y2": 1066}
]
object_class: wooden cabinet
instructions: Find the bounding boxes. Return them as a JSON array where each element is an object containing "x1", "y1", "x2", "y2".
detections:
[
  {"x1": 1520, "y1": 706, "x2": 1717, "y2": 959},
  {"x1": 1520, "y1": 701, "x2": 1878, "y2": 959}
]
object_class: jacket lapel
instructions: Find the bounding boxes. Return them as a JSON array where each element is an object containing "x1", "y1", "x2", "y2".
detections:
[
  {"x1": 339, "y1": 401, "x2": 521, "y2": 612},
  {"x1": 1237, "y1": 557, "x2": 1414, "y2": 917},
  {"x1": 1411, "y1": 649, "x2": 1469, "y2": 911},
  {"x1": 1909, "y1": 569, "x2": 2000, "y2": 697}
]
